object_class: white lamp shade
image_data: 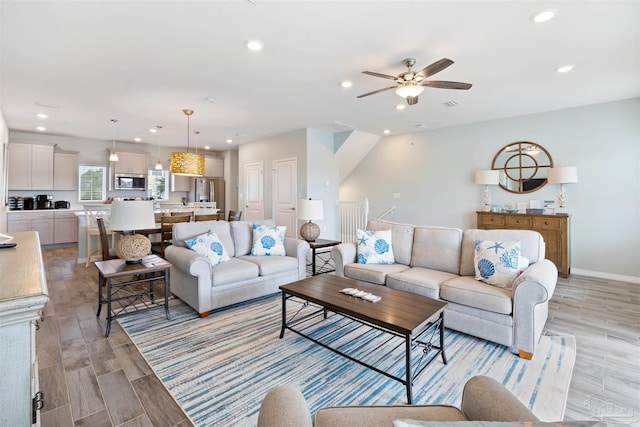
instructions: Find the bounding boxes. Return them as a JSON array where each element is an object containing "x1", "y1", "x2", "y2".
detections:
[
  {"x1": 395, "y1": 84, "x2": 424, "y2": 98},
  {"x1": 297, "y1": 199, "x2": 323, "y2": 221},
  {"x1": 475, "y1": 170, "x2": 500, "y2": 185},
  {"x1": 548, "y1": 166, "x2": 578, "y2": 184},
  {"x1": 109, "y1": 200, "x2": 156, "y2": 231}
]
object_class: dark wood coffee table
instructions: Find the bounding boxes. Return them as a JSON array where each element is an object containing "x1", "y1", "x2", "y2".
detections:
[{"x1": 279, "y1": 275, "x2": 447, "y2": 404}]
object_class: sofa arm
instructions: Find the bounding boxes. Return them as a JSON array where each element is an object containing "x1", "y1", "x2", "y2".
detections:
[
  {"x1": 285, "y1": 237, "x2": 310, "y2": 279},
  {"x1": 165, "y1": 245, "x2": 212, "y2": 285},
  {"x1": 511, "y1": 259, "x2": 558, "y2": 355},
  {"x1": 257, "y1": 385, "x2": 312, "y2": 427},
  {"x1": 461, "y1": 376, "x2": 539, "y2": 422},
  {"x1": 331, "y1": 243, "x2": 357, "y2": 277}
]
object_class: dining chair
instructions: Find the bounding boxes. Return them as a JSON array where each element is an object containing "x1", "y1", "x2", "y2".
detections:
[
  {"x1": 96, "y1": 217, "x2": 118, "y2": 262},
  {"x1": 154, "y1": 215, "x2": 191, "y2": 257},
  {"x1": 171, "y1": 210, "x2": 194, "y2": 221},
  {"x1": 194, "y1": 213, "x2": 220, "y2": 222},
  {"x1": 84, "y1": 204, "x2": 113, "y2": 267},
  {"x1": 227, "y1": 210, "x2": 242, "y2": 221}
]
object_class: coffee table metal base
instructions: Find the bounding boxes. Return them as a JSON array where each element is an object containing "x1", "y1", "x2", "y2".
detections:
[{"x1": 279, "y1": 293, "x2": 447, "y2": 404}]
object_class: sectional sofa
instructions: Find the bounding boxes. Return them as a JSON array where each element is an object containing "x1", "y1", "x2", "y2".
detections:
[
  {"x1": 331, "y1": 219, "x2": 559, "y2": 358},
  {"x1": 165, "y1": 220, "x2": 310, "y2": 317}
]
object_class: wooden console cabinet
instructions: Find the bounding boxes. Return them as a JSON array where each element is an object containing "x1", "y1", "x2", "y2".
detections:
[{"x1": 476, "y1": 211, "x2": 570, "y2": 278}]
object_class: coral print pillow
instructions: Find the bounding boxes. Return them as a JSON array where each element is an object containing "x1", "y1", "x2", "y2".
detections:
[
  {"x1": 474, "y1": 240, "x2": 521, "y2": 288},
  {"x1": 185, "y1": 231, "x2": 230, "y2": 266},
  {"x1": 356, "y1": 229, "x2": 395, "y2": 264},
  {"x1": 251, "y1": 224, "x2": 286, "y2": 256}
]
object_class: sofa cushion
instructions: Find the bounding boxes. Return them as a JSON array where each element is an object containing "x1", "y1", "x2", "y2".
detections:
[
  {"x1": 239, "y1": 255, "x2": 298, "y2": 276},
  {"x1": 460, "y1": 229, "x2": 545, "y2": 277},
  {"x1": 230, "y1": 220, "x2": 276, "y2": 256},
  {"x1": 357, "y1": 229, "x2": 395, "y2": 264},
  {"x1": 251, "y1": 224, "x2": 286, "y2": 256},
  {"x1": 366, "y1": 219, "x2": 414, "y2": 266},
  {"x1": 387, "y1": 267, "x2": 459, "y2": 300},
  {"x1": 184, "y1": 231, "x2": 230, "y2": 266},
  {"x1": 410, "y1": 226, "x2": 463, "y2": 275},
  {"x1": 440, "y1": 276, "x2": 513, "y2": 315},
  {"x1": 344, "y1": 263, "x2": 410, "y2": 285},
  {"x1": 172, "y1": 220, "x2": 236, "y2": 256},
  {"x1": 210, "y1": 258, "x2": 259, "y2": 286},
  {"x1": 474, "y1": 240, "x2": 521, "y2": 288}
]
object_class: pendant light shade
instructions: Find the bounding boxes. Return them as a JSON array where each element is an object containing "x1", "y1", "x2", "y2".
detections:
[
  {"x1": 109, "y1": 119, "x2": 119, "y2": 162},
  {"x1": 170, "y1": 109, "x2": 204, "y2": 176}
]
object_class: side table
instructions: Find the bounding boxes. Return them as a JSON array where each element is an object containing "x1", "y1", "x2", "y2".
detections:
[
  {"x1": 308, "y1": 239, "x2": 341, "y2": 276},
  {"x1": 95, "y1": 254, "x2": 172, "y2": 337}
]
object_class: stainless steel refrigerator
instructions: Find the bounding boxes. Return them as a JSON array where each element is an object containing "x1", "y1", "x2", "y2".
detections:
[{"x1": 190, "y1": 177, "x2": 225, "y2": 213}]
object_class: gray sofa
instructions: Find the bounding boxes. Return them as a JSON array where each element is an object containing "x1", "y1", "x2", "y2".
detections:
[
  {"x1": 331, "y1": 219, "x2": 558, "y2": 358},
  {"x1": 164, "y1": 220, "x2": 310, "y2": 317},
  {"x1": 257, "y1": 376, "x2": 602, "y2": 427}
]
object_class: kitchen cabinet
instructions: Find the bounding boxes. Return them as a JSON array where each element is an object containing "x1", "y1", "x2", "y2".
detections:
[
  {"x1": 171, "y1": 174, "x2": 191, "y2": 192},
  {"x1": 7, "y1": 212, "x2": 55, "y2": 245},
  {"x1": 204, "y1": 156, "x2": 223, "y2": 177},
  {"x1": 112, "y1": 152, "x2": 148, "y2": 175},
  {"x1": 54, "y1": 211, "x2": 78, "y2": 244},
  {"x1": 53, "y1": 152, "x2": 78, "y2": 190},
  {"x1": 8, "y1": 143, "x2": 54, "y2": 190},
  {"x1": 0, "y1": 231, "x2": 49, "y2": 427},
  {"x1": 476, "y1": 211, "x2": 570, "y2": 278}
]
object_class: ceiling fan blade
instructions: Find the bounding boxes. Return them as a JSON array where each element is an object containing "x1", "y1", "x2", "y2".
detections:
[
  {"x1": 356, "y1": 86, "x2": 397, "y2": 98},
  {"x1": 362, "y1": 71, "x2": 398, "y2": 81},
  {"x1": 406, "y1": 95, "x2": 419, "y2": 105},
  {"x1": 417, "y1": 58, "x2": 454, "y2": 78},
  {"x1": 422, "y1": 80, "x2": 472, "y2": 90}
]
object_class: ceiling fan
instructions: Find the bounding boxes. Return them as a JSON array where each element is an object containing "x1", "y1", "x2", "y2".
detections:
[{"x1": 357, "y1": 58, "x2": 472, "y2": 105}]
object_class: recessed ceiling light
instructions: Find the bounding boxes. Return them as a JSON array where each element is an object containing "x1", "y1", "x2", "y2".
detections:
[
  {"x1": 556, "y1": 64, "x2": 574, "y2": 73},
  {"x1": 244, "y1": 39, "x2": 264, "y2": 51},
  {"x1": 149, "y1": 128, "x2": 157, "y2": 133},
  {"x1": 134, "y1": 137, "x2": 142, "y2": 142},
  {"x1": 531, "y1": 8, "x2": 557, "y2": 23},
  {"x1": 36, "y1": 126, "x2": 46, "y2": 132},
  {"x1": 226, "y1": 139, "x2": 233, "y2": 143},
  {"x1": 204, "y1": 145, "x2": 210, "y2": 150},
  {"x1": 340, "y1": 80, "x2": 353, "y2": 88},
  {"x1": 383, "y1": 129, "x2": 391, "y2": 135},
  {"x1": 395, "y1": 104, "x2": 406, "y2": 110},
  {"x1": 36, "y1": 113, "x2": 48, "y2": 119}
]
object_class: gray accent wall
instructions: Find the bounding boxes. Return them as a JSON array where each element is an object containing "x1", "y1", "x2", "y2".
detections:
[{"x1": 339, "y1": 98, "x2": 640, "y2": 280}]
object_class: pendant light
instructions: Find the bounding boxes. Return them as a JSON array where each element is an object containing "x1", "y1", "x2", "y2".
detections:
[
  {"x1": 109, "y1": 119, "x2": 119, "y2": 162},
  {"x1": 154, "y1": 125, "x2": 163, "y2": 170},
  {"x1": 170, "y1": 109, "x2": 205, "y2": 176}
]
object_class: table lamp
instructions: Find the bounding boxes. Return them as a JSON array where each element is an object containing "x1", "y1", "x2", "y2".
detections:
[
  {"x1": 547, "y1": 166, "x2": 578, "y2": 211},
  {"x1": 109, "y1": 200, "x2": 156, "y2": 263},
  {"x1": 297, "y1": 198, "x2": 323, "y2": 242},
  {"x1": 475, "y1": 170, "x2": 500, "y2": 211}
]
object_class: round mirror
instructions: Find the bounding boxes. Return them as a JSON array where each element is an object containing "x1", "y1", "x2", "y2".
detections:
[{"x1": 491, "y1": 142, "x2": 553, "y2": 193}]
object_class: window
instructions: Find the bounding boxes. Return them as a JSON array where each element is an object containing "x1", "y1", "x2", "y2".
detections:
[
  {"x1": 148, "y1": 169, "x2": 169, "y2": 200},
  {"x1": 79, "y1": 166, "x2": 106, "y2": 201}
]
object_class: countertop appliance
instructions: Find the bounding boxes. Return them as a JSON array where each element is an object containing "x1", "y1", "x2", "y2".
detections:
[
  {"x1": 190, "y1": 177, "x2": 225, "y2": 213},
  {"x1": 114, "y1": 173, "x2": 146, "y2": 190},
  {"x1": 23, "y1": 197, "x2": 35, "y2": 210},
  {"x1": 36, "y1": 194, "x2": 53, "y2": 209},
  {"x1": 55, "y1": 201, "x2": 71, "y2": 209}
]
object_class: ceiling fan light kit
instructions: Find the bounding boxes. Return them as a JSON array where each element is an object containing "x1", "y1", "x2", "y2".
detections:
[
  {"x1": 358, "y1": 57, "x2": 472, "y2": 105},
  {"x1": 170, "y1": 109, "x2": 205, "y2": 177}
]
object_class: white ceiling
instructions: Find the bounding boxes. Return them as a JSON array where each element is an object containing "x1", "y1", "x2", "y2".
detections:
[{"x1": 1, "y1": 1, "x2": 638, "y2": 151}]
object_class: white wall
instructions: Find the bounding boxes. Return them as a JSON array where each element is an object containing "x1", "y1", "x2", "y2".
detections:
[{"x1": 340, "y1": 98, "x2": 640, "y2": 280}]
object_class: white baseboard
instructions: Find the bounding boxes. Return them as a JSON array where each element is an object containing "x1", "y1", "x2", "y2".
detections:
[{"x1": 571, "y1": 268, "x2": 640, "y2": 284}]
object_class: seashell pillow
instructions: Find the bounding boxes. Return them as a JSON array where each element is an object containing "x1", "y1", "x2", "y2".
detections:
[
  {"x1": 185, "y1": 230, "x2": 230, "y2": 266},
  {"x1": 251, "y1": 224, "x2": 287, "y2": 256},
  {"x1": 356, "y1": 229, "x2": 395, "y2": 264},
  {"x1": 474, "y1": 240, "x2": 521, "y2": 288}
]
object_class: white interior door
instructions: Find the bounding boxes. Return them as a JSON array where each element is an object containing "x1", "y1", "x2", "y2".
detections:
[
  {"x1": 244, "y1": 162, "x2": 264, "y2": 221},
  {"x1": 272, "y1": 158, "x2": 297, "y2": 237}
]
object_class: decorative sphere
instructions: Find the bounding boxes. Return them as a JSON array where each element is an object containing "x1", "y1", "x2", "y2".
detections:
[
  {"x1": 300, "y1": 222, "x2": 320, "y2": 242},
  {"x1": 116, "y1": 234, "x2": 151, "y2": 262}
]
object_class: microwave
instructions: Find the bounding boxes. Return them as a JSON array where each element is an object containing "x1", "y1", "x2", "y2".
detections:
[{"x1": 114, "y1": 173, "x2": 146, "y2": 190}]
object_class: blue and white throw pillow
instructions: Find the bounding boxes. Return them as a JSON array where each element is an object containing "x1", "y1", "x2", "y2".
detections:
[
  {"x1": 185, "y1": 231, "x2": 230, "y2": 266},
  {"x1": 356, "y1": 229, "x2": 395, "y2": 264},
  {"x1": 251, "y1": 224, "x2": 286, "y2": 256},
  {"x1": 474, "y1": 240, "x2": 521, "y2": 288}
]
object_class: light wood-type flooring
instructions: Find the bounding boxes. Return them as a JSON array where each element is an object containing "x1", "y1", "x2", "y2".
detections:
[{"x1": 37, "y1": 246, "x2": 639, "y2": 426}]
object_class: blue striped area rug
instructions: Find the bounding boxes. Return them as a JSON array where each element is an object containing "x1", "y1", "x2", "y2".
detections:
[{"x1": 117, "y1": 294, "x2": 575, "y2": 427}]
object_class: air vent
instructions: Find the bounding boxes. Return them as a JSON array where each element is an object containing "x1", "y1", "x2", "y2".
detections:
[{"x1": 443, "y1": 101, "x2": 459, "y2": 107}]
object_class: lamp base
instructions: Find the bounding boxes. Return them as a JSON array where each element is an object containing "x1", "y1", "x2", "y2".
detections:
[
  {"x1": 116, "y1": 234, "x2": 151, "y2": 263},
  {"x1": 300, "y1": 221, "x2": 320, "y2": 242}
]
